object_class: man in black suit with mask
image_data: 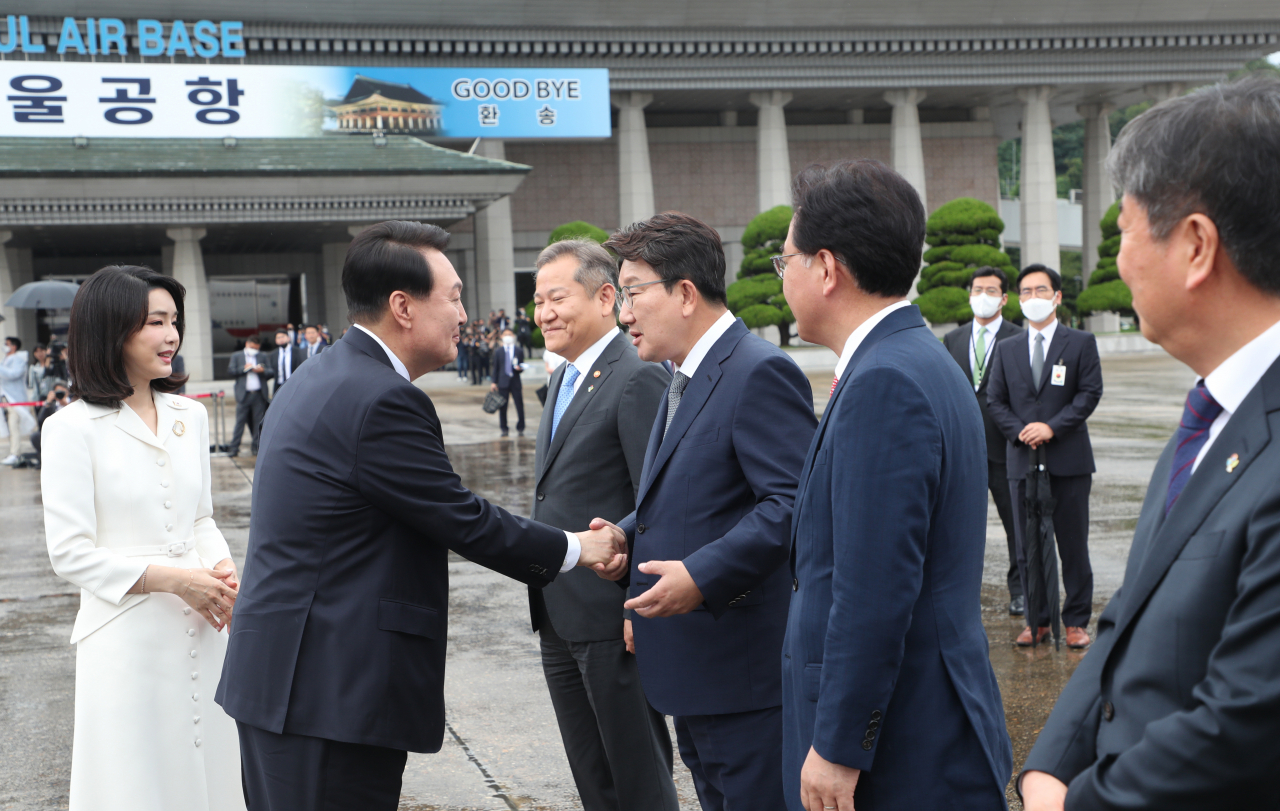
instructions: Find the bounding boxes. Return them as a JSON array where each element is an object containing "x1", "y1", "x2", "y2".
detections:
[
  {"x1": 943, "y1": 267, "x2": 1026, "y2": 615},
  {"x1": 271, "y1": 328, "x2": 306, "y2": 397}
]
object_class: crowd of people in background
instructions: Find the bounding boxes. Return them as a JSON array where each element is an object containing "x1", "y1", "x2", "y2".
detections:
[
  {"x1": 456, "y1": 308, "x2": 535, "y2": 386},
  {"x1": 2, "y1": 336, "x2": 73, "y2": 467}
]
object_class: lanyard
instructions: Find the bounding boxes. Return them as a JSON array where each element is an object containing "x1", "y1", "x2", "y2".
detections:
[{"x1": 970, "y1": 326, "x2": 996, "y2": 384}]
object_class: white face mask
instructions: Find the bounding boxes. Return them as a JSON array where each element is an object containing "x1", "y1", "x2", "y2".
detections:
[
  {"x1": 1019, "y1": 296, "x2": 1058, "y2": 323},
  {"x1": 501, "y1": 335, "x2": 516, "y2": 347},
  {"x1": 969, "y1": 294, "x2": 1003, "y2": 319}
]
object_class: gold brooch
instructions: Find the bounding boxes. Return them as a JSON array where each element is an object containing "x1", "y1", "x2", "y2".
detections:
[
  {"x1": 172, "y1": 420, "x2": 186, "y2": 437},
  {"x1": 593, "y1": 370, "x2": 601, "y2": 378},
  {"x1": 1226, "y1": 453, "x2": 1239, "y2": 473}
]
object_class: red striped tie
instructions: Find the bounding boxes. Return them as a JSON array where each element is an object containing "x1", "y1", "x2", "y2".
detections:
[{"x1": 829, "y1": 375, "x2": 839, "y2": 396}]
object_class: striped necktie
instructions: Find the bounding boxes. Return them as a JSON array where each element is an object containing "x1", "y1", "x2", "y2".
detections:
[{"x1": 1165, "y1": 381, "x2": 1224, "y2": 514}]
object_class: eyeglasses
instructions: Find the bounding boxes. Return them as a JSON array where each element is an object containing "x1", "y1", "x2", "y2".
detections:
[
  {"x1": 772, "y1": 253, "x2": 808, "y2": 279},
  {"x1": 618, "y1": 279, "x2": 666, "y2": 308},
  {"x1": 1018, "y1": 285, "x2": 1055, "y2": 298},
  {"x1": 970, "y1": 285, "x2": 1005, "y2": 297}
]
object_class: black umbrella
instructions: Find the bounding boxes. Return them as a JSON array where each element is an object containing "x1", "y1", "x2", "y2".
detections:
[
  {"x1": 1023, "y1": 445, "x2": 1062, "y2": 650},
  {"x1": 5, "y1": 280, "x2": 80, "y2": 310}
]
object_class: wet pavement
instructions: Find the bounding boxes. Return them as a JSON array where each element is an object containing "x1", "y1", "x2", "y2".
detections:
[{"x1": 0, "y1": 352, "x2": 1193, "y2": 810}]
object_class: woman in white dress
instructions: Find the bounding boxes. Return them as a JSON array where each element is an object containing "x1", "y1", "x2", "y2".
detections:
[{"x1": 41, "y1": 265, "x2": 246, "y2": 811}]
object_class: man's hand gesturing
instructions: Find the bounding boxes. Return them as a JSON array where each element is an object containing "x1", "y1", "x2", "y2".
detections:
[{"x1": 575, "y1": 518, "x2": 629, "y2": 581}]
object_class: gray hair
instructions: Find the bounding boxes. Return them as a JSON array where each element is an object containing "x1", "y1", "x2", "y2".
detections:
[
  {"x1": 535, "y1": 239, "x2": 620, "y2": 314},
  {"x1": 1107, "y1": 73, "x2": 1280, "y2": 295}
]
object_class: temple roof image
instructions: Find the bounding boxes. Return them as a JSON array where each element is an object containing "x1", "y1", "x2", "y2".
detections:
[{"x1": 341, "y1": 76, "x2": 437, "y2": 106}]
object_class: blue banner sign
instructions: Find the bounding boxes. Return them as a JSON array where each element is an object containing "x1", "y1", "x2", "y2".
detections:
[{"x1": 0, "y1": 63, "x2": 610, "y2": 139}]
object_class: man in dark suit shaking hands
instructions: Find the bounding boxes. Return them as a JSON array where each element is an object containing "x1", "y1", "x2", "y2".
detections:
[
  {"x1": 943, "y1": 267, "x2": 1026, "y2": 616},
  {"x1": 527, "y1": 239, "x2": 677, "y2": 811},
  {"x1": 1020, "y1": 74, "x2": 1280, "y2": 811},
  {"x1": 780, "y1": 160, "x2": 1012, "y2": 811},
  {"x1": 216, "y1": 221, "x2": 629, "y2": 811},
  {"x1": 986, "y1": 264, "x2": 1103, "y2": 649},
  {"x1": 601, "y1": 212, "x2": 818, "y2": 811}
]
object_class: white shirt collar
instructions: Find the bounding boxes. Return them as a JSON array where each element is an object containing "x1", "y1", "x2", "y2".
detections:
[
  {"x1": 674, "y1": 310, "x2": 736, "y2": 379},
  {"x1": 1203, "y1": 317, "x2": 1280, "y2": 416},
  {"x1": 566, "y1": 327, "x2": 620, "y2": 393},
  {"x1": 972, "y1": 315, "x2": 1003, "y2": 338},
  {"x1": 835, "y1": 300, "x2": 913, "y2": 379},
  {"x1": 353, "y1": 323, "x2": 411, "y2": 381},
  {"x1": 1028, "y1": 318, "x2": 1058, "y2": 351}
]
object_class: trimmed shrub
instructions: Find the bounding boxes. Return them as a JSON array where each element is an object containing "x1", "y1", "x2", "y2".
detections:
[
  {"x1": 548, "y1": 221, "x2": 609, "y2": 245},
  {"x1": 1081, "y1": 200, "x2": 1133, "y2": 315},
  {"x1": 914, "y1": 197, "x2": 1019, "y2": 324},
  {"x1": 727, "y1": 205, "x2": 797, "y2": 344},
  {"x1": 1077, "y1": 279, "x2": 1133, "y2": 316},
  {"x1": 914, "y1": 285, "x2": 974, "y2": 325}
]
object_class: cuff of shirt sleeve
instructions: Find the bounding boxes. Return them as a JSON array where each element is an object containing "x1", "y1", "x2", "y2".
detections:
[{"x1": 561, "y1": 531, "x2": 580, "y2": 572}]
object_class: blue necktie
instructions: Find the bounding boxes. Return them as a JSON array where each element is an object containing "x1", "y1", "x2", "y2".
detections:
[
  {"x1": 551, "y1": 365, "x2": 581, "y2": 439},
  {"x1": 1165, "y1": 381, "x2": 1224, "y2": 514}
]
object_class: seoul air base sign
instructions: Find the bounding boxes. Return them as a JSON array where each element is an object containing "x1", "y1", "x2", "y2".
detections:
[{"x1": 0, "y1": 19, "x2": 609, "y2": 139}]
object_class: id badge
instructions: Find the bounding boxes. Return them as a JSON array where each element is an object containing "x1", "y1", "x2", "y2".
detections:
[{"x1": 1051, "y1": 364, "x2": 1067, "y2": 386}]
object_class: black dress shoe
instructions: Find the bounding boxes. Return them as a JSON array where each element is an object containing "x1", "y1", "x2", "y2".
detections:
[{"x1": 1009, "y1": 595, "x2": 1025, "y2": 616}]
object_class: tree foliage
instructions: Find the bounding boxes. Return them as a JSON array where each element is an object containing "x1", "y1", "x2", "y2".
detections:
[
  {"x1": 726, "y1": 205, "x2": 796, "y2": 344},
  {"x1": 548, "y1": 220, "x2": 609, "y2": 245},
  {"x1": 1079, "y1": 200, "x2": 1134, "y2": 316},
  {"x1": 914, "y1": 198, "x2": 1020, "y2": 325}
]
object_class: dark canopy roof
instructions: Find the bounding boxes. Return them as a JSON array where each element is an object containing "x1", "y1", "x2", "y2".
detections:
[{"x1": 342, "y1": 76, "x2": 436, "y2": 106}]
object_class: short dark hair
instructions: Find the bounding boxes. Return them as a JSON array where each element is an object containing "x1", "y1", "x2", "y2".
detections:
[
  {"x1": 343, "y1": 220, "x2": 450, "y2": 323},
  {"x1": 275, "y1": 329, "x2": 289, "y2": 338},
  {"x1": 68, "y1": 265, "x2": 188, "y2": 407},
  {"x1": 790, "y1": 159, "x2": 926, "y2": 298},
  {"x1": 604, "y1": 211, "x2": 727, "y2": 305},
  {"x1": 244, "y1": 334, "x2": 262, "y2": 346},
  {"x1": 1016, "y1": 264, "x2": 1062, "y2": 293},
  {"x1": 1107, "y1": 73, "x2": 1280, "y2": 295},
  {"x1": 4, "y1": 336, "x2": 20, "y2": 350},
  {"x1": 971, "y1": 266, "x2": 1008, "y2": 294}
]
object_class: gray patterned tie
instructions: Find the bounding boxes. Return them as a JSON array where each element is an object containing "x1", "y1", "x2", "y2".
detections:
[
  {"x1": 663, "y1": 372, "x2": 689, "y2": 439},
  {"x1": 1031, "y1": 333, "x2": 1045, "y2": 387}
]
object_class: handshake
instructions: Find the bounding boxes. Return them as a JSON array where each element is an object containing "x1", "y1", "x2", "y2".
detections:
[{"x1": 573, "y1": 518, "x2": 628, "y2": 581}]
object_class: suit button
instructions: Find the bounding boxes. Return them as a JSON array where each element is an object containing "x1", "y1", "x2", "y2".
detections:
[
  {"x1": 871, "y1": 710, "x2": 882, "y2": 720},
  {"x1": 161, "y1": 480, "x2": 170, "y2": 488},
  {"x1": 793, "y1": 578, "x2": 799, "y2": 591},
  {"x1": 536, "y1": 493, "x2": 545, "y2": 501},
  {"x1": 637, "y1": 524, "x2": 645, "y2": 534},
  {"x1": 862, "y1": 740, "x2": 873, "y2": 751},
  {"x1": 868, "y1": 720, "x2": 879, "y2": 730},
  {"x1": 156, "y1": 458, "x2": 166, "y2": 466},
  {"x1": 1103, "y1": 701, "x2": 1114, "y2": 721},
  {"x1": 164, "y1": 501, "x2": 172, "y2": 509}
]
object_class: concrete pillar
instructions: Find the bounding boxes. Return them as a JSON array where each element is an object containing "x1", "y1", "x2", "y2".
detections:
[
  {"x1": 320, "y1": 228, "x2": 361, "y2": 333},
  {"x1": 884, "y1": 89, "x2": 929, "y2": 212},
  {"x1": 748, "y1": 90, "x2": 793, "y2": 213},
  {"x1": 612, "y1": 92, "x2": 655, "y2": 227},
  {"x1": 474, "y1": 139, "x2": 518, "y2": 318},
  {"x1": 1077, "y1": 103, "x2": 1115, "y2": 284},
  {"x1": 0, "y1": 230, "x2": 21, "y2": 342},
  {"x1": 166, "y1": 227, "x2": 212, "y2": 382},
  {"x1": 1145, "y1": 82, "x2": 1187, "y2": 104},
  {"x1": 1017, "y1": 86, "x2": 1061, "y2": 270}
]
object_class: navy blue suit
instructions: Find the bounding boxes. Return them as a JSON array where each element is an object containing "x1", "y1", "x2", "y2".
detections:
[
  {"x1": 782, "y1": 305, "x2": 1013, "y2": 810},
  {"x1": 618, "y1": 318, "x2": 817, "y2": 810}
]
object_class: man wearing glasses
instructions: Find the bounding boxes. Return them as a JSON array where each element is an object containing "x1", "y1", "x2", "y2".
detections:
[
  {"x1": 601, "y1": 211, "x2": 817, "y2": 811},
  {"x1": 986, "y1": 264, "x2": 1104, "y2": 649},
  {"x1": 943, "y1": 267, "x2": 1026, "y2": 617}
]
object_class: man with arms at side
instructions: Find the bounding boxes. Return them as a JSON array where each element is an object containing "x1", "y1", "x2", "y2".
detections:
[
  {"x1": 301, "y1": 324, "x2": 326, "y2": 359},
  {"x1": 602, "y1": 212, "x2": 818, "y2": 811},
  {"x1": 780, "y1": 160, "x2": 1011, "y2": 811},
  {"x1": 271, "y1": 328, "x2": 305, "y2": 397},
  {"x1": 226, "y1": 334, "x2": 274, "y2": 458},
  {"x1": 216, "y1": 221, "x2": 628, "y2": 811},
  {"x1": 1021, "y1": 75, "x2": 1280, "y2": 811},
  {"x1": 986, "y1": 264, "x2": 1103, "y2": 648},
  {"x1": 528, "y1": 239, "x2": 678, "y2": 811},
  {"x1": 491, "y1": 327, "x2": 527, "y2": 437},
  {"x1": 943, "y1": 267, "x2": 1027, "y2": 616}
]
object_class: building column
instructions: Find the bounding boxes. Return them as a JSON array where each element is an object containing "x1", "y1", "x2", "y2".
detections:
[
  {"x1": 1077, "y1": 103, "x2": 1115, "y2": 284},
  {"x1": 1017, "y1": 86, "x2": 1061, "y2": 270},
  {"x1": 474, "y1": 139, "x2": 517, "y2": 318},
  {"x1": 612, "y1": 92, "x2": 655, "y2": 227},
  {"x1": 320, "y1": 227, "x2": 362, "y2": 334},
  {"x1": 166, "y1": 227, "x2": 212, "y2": 382},
  {"x1": 0, "y1": 230, "x2": 21, "y2": 343},
  {"x1": 748, "y1": 91, "x2": 793, "y2": 213},
  {"x1": 884, "y1": 89, "x2": 929, "y2": 212}
]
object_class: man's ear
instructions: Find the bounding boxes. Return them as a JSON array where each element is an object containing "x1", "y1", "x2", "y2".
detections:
[{"x1": 1181, "y1": 213, "x2": 1221, "y2": 292}]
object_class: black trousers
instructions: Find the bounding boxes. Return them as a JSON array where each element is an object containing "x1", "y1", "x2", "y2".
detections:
[
  {"x1": 497, "y1": 376, "x2": 525, "y2": 433},
  {"x1": 1010, "y1": 473, "x2": 1094, "y2": 628},
  {"x1": 674, "y1": 706, "x2": 785, "y2": 811},
  {"x1": 230, "y1": 389, "x2": 269, "y2": 454},
  {"x1": 987, "y1": 460, "x2": 1022, "y2": 600},
  {"x1": 237, "y1": 722, "x2": 407, "y2": 811},
  {"x1": 538, "y1": 616, "x2": 679, "y2": 811}
]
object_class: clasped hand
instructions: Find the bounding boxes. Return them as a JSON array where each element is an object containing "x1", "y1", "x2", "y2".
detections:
[
  {"x1": 574, "y1": 518, "x2": 629, "y2": 581},
  {"x1": 1019, "y1": 421, "x2": 1055, "y2": 448}
]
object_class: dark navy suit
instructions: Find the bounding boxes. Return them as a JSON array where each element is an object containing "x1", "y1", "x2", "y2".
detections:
[
  {"x1": 618, "y1": 318, "x2": 817, "y2": 811},
  {"x1": 782, "y1": 305, "x2": 1013, "y2": 810}
]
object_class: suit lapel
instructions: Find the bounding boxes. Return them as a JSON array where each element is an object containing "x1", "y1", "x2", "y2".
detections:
[
  {"x1": 1110, "y1": 361, "x2": 1280, "y2": 644},
  {"x1": 948, "y1": 327, "x2": 971, "y2": 380},
  {"x1": 115, "y1": 400, "x2": 167, "y2": 450},
  {"x1": 1037, "y1": 325, "x2": 1068, "y2": 391},
  {"x1": 534, "y1": 363, "x2": 565, "y2": 480},
  {"x1": 538, "y1": 335, "x2": 622, "y2": 484}
]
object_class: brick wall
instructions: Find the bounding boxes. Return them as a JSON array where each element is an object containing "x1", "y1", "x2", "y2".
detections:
[
  {"x1": 650, "y1": 141, "x2": 758, "y2": 227},
  {"x1": 505, "y1": 141, "x2": 620, "y2": 232}
]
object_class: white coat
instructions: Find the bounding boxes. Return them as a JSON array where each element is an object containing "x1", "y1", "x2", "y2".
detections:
[{"x1": 41, "y1": 392, "x2": 246, "y2": 811}]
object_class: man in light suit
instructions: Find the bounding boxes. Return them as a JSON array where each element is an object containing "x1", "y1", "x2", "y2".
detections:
[
  {"x1": 271, "y1": 328, "x2": 306, "y2": 397},
  {"x1": 216, "y1": 220, "x2": 629, "y2": 811},
  {"x1": 780, "y1": 160, "x2": 1011, "y2": 811},
  {"x1": 527, "y1": 239, "x2": 677, "y2": 811},
  {"x1": 490, "y1": 327, "x2": 526, "y2": 436},
  {"x1": 227, "y1": 334, "x2": 275, "y2": 457},
  {"x1": 943, "y1": 267, "x2": 1027, "y2": 615},
  {"x1": 986, "y1": 264, "x2": 1103, "y2": 648},
  {"x1": 602, "y1": 212, "x2": 818, "y2": 811},
  {"x1": 1020, "y1": 74, "x2": 1280, "y2": 811}
]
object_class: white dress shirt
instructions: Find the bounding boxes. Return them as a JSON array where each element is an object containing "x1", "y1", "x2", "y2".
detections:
[
  {"x1": 1027, "y1": 318, "x2": 1059, "y2": 367},
  {"x1": 276, "y1": 344, "x2": 294, "y2": 383},
  {"x1": 562, "y1": 327, "x2": 620, "y2": 396},
  {"x1": 1194, "y1": 317, "x2": 1280, "y2": 472},
  {"x1": 970, "y1": 315, "x2": 1003, "y2": 388},
  {"x1": 353, "y1": 324, "x2": 581, "y2": 570},
  {"x1": 834, "y1": 300, "x2": 914, "y2": 380},
  {"x1": 242, "y1": 348, "x2": 262, "y2": 391},
  {"x1": 674, "y1": 310, "x2": 737, "y2": 379}
]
